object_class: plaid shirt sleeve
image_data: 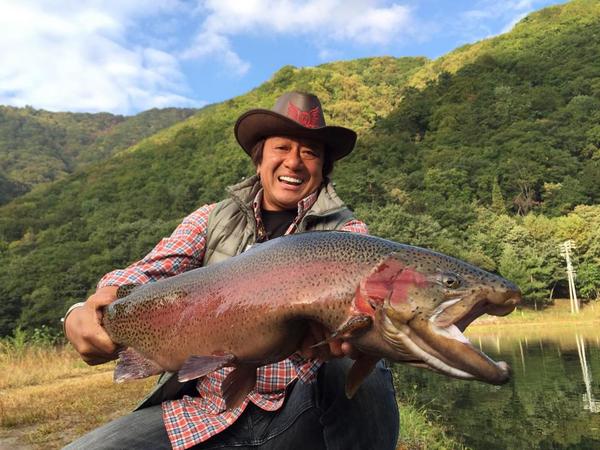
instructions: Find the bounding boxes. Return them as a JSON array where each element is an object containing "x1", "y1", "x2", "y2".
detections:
[
  {"x1": 339, "y1": 218, "x2": 368, "y2": 234},
  {"x1": 97, "y1": 203, "x2": 217, "y2": 288}
]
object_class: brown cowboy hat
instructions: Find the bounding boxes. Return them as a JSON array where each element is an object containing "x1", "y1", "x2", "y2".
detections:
[{"x1": 234, "y1": 92, "x2": 357, "y2": 161}]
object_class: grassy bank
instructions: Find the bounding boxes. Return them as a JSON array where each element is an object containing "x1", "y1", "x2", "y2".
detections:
[
  {"x1": 395, "y1": 394, "x2": 468, "y2": 450},
  {"x1": 0, "y1": 344, "x2": 156, "y2": 448},
  {"x1": 467, "y1": 299, "x2": 600, "y2": 342},
  {"x1": 472, "y1": 298, "x2": 600, "y2": 323},
  {"x1": 0, "y1": 343, "x2": 463, "y2": 449}
]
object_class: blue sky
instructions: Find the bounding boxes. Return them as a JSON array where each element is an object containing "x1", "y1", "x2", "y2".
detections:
[{"x1": 0, "y1": 0, "x2": 567, "y2": 115}]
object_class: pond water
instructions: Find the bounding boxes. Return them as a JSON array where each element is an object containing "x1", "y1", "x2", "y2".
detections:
[{"x1": 392, "y1": 326, "x2": 600, "y2": 449}]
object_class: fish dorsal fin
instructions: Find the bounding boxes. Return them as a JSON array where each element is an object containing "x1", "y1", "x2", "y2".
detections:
[
  {"x1": 114, "y1": 347, "x2": 163, "y2": 382},
  {"x1": 177, "y1": 354, "x2": 236, "y2": 383},
  {"x1": 116, "y1": 284, "x2": 140, "y2": 298}
]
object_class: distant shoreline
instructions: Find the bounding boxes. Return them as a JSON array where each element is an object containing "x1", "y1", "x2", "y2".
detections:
[{"x1": 467, "y1": 300, "x2": 600, "y2": 346}]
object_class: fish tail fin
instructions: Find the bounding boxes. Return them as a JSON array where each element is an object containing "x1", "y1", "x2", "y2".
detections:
[
  {"x1": 178, "y1": 354, "x2": 236, "y2": 382},
  {"x1": 115, "y1": 347, "x2": 164, "y2": 382},
  {"x1": 345, "y1": 355, "x2": 380, "y2": 399},
  {"x1": 222, "y1": 365, "x2": 257, "y2": 410}
]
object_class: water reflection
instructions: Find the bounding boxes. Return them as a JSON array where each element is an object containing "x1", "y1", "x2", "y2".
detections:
[
  {"x1": 576, "y1": 334, "x2": 600, "y2": 413},
  {"x1": 482, "y1": 331, "x2": 600, "y2": 415},
  {"x1": 393, "y1": 328, "x2": 600, "y2": 449}
]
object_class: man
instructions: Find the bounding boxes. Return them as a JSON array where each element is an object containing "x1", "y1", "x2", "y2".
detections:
[{"x1": 64, "y1": 92, "x2": 399, "y2": 449}]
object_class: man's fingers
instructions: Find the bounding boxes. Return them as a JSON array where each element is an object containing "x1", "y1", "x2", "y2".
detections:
[
  {"x1": 328, "y1": 339, "x2": 344, "y2": 358},
  {"x1": 341, "y1": 341, "x2": 362, "y2": 360},
  {"x1": 298, "y1": 322, "x2": 366, "y2": 362},
  {"x1": 65, "y1": 300, "x2": 119, "y2": 365}
]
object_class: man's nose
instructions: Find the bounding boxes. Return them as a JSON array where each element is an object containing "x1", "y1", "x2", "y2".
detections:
[{"x1": 284, "y1": 148, "x2": 303, "y2": 169}]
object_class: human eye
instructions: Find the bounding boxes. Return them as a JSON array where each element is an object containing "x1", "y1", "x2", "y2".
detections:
[{"x1": 302, "y1": 148, "x2": 320, "y2": 159}]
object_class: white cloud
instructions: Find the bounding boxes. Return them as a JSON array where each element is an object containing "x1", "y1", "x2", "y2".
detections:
[
  {"x1": 460, "y1": 0, "x2": 556, "y2": 40},
  {"x1": 0, "y1": 0, "x2": 201, "y2": 114},
  {"x1": 317, "y1": 48, "x2": 342, "y2": 61},
  {"x1": 500, "y1": 12, "x2": 530, "y2": 34},
  {"x1": 183, "y1": 0, "x2": 414, "y2": 73}
]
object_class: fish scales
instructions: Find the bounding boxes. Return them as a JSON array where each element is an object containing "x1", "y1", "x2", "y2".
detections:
[
  {"x1": 103, "y1": 231, "x2": 521, "y2": 394},
  {"x1": 105, "y1": 233, "x2": 388, "y2": 366}
]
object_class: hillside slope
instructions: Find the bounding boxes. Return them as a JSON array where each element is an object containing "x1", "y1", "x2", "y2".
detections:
[
  {"x1": 1, "y1": 0, "x2": 600, "y2": 334},
  {"x1": 0, "y1": 106, "x2": 198, "y2": 204},
  {"x1": 0, "y1": 56, "x2": 426, "y2": 333}
]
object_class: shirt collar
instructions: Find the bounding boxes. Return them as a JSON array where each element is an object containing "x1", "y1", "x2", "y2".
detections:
[{"x1": 252, "y1": 187, "x2": 320, "y2": 242}]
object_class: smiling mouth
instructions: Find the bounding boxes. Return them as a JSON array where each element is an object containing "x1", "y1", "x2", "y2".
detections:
[{"x1": 278, "y1": 175, "x2": 303, "y2": 186}]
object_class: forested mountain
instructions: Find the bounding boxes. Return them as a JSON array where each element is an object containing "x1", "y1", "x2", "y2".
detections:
[
  {"x1": 0, "y1": 106, "x2": 198, "y2": 204},
  {"x1": 1, "y1": 0, "x2": 600, "y2": 335}
]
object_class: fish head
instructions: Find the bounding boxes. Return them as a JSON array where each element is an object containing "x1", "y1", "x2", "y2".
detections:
[{"x1": 362, "y1": 248, "x2": 521, "y2": 384}]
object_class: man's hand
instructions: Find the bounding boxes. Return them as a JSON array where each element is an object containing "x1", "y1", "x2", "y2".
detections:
[
  {"x1": 299, "y1": 321, "x2": 363, "y2": 361},
  {"x1": 64, "y1": 285, "x2": 120, "y2": 365}
]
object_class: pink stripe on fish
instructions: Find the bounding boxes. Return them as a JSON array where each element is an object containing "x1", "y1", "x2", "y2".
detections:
[{"x1": 389, "y1": 268, "x2": 427, "y2": 308}]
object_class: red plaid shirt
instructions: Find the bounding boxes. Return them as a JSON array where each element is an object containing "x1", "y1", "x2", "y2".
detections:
[{"x1": 98, "y1": 188, "x2": 368, "y2": 450}]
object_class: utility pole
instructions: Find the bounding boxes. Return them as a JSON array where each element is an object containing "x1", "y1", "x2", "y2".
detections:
[{"x1": 559, "y1": 240, "x2": 579, "y2": 314}]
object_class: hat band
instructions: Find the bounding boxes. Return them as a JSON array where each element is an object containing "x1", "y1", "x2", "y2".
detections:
[{"x1": 287, "y1": 103, "x2": 323, "y2": 129}]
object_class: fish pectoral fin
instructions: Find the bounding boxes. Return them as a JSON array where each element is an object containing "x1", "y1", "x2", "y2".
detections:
[
  {"x1": 222, "y1": 365, "x2": 257, "y2": 410},
  {"x1": 178, "y1": 354, "x2": 236, "y2": 382},
  {"x1": 115, "y1": 347, "x2": 164, "y2": 382},
  {"x1": 311, "y1": 315, "x2": 373, "y2": 348},
  {"x1": 345, "y1": 354, "x2": 380, "y2": 399}
]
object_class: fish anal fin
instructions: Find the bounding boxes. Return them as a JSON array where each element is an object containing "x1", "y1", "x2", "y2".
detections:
[
  {"x1": 345, "y1": 354, "x2": 380, "y2": 399},
  {"x1": 311, "y1": 315, "x2": 372, "y2": 348},
  {"x1": 178, "y1": 354, "x2": 236, "y2": 382},
  {"x1": 222, "y1": 365, "x2": 257, "y2": 410},
  {"x1": 115, "y1": 347, "x2": 163, "y2": 382}
]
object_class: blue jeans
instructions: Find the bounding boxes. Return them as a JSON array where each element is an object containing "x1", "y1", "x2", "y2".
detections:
[{"x1": 64, "y1": 359, "x2": 399, "y2": 450}]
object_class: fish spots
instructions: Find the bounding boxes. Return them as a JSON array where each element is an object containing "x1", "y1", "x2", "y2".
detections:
[{"x1": 103, "y1": 231, "x2": 520, "y2": 380}]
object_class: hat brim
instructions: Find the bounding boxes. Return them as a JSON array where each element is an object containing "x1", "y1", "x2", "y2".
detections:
[{"x1": 234, "y1": 109, "x2": 357, "y2": 161}]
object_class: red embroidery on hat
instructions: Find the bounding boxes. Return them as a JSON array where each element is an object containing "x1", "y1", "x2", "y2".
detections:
[{"x1": 287, "y1": 102, "x2": 321, "y2": 128}]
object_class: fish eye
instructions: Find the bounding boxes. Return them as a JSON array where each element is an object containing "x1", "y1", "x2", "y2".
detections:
[{"x1": 441, "y1": 272, "x2": 462, "y2": 289}]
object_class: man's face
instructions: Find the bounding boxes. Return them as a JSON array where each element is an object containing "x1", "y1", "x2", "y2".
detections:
[{"x1": 257, "y1": 136, "x2": 325, "y2": 211}]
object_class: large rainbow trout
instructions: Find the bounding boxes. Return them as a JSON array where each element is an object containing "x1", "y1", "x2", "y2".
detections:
[{"x1": 103, "y1": 231, "x2": 520, "y2": 405}]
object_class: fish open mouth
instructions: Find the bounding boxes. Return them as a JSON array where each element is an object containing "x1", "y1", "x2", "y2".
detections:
[{"x1": 381, "y1": 290, "x2": 520, "y2": 384}]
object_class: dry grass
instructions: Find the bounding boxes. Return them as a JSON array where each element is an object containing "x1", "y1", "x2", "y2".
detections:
[
  {"x1": 0, "y1": 346, "x2": 155, "y2": 449},
  {"x1": 0, "y1": 345, "x2": 463, "y2": 450},
  {"x1": 0, "y1": 345, "x2": 103, "y2": 390}
]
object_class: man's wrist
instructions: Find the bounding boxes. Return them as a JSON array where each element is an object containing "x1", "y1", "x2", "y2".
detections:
[{"x1": 61, "y1": 302, "x2": 86, "y2": 335}]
